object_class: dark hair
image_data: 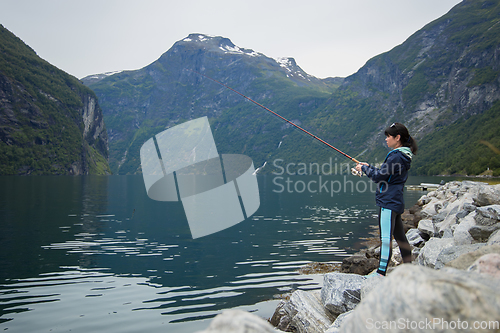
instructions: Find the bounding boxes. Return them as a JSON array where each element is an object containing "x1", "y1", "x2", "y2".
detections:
[{"x1": 384, "y1": 122, "x2": 418, "y2": 154}]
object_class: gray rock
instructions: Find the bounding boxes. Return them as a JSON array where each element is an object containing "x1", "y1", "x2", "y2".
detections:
[
  {"x1": 196, "y1": 309, "x2": 285, "y2": 333},
  {"x1": 360, "y1": 274, "x2": 385, "y2": 299},
  {"x1": 455, "y1": 209, "x2": 470, "y2": 219},
  {"x1": 389, "y1": 245, "x2": 402, "y2": 266},
  {"x1": 340, "y1": 254, "x2": 378, "y2": 275},
  {"x1": 411, "y1": 246, "x2": 420, "y2": 259},
  {"x1": 426, "y1": 190, "x2": 438, "y2": 198},
  {"x1": 468, "y1": 253, "x2": 500, "y2": 278},
  {"x1": 439, "y1": 266, "x2": 499, "y2": 290},
  {"x1": 339, "y1": 265, "x2": 500, "y2": 333},
  {"x1": 475, "y1": 205, "x2": 500, "y2": 226},
  {"x1": 432, "y1": 210, "x2": 448, "y2": 224},
  {"x1": 415, "y1": 237, "x2": 454, "y2": 268},
  {"x1": 434, "y1": 195, "x2": 473, "y2": 236},
  {"x1": 321, "y1": 273, "x2": 366, "y2": 316},
  {"x1": 420, "y1": 198, "x2": 444, "y2": 218},
  {"x1": 436, "y1": 213, "x2": 458, "y2": 237},
  {"x1": 270, "y1": 290, "x2": 335, "y2": 333},
  {"x1": 406, "y1": 228, "x2": 425, "y2": 247},
  {"x1": 325, "y1": 311, "x2": 353, "y2": 333},
  {"x1": 468, "y1": 223, "x2": 500, "y2": 242},
  {"x1": 453, "y1": 212, "x2": 476, "y2": 245},
  {"x1": 463, "y1": 202, "x2": 477, "y2": 213},
  {"x1": 473, "y1": 185, "x2": 500, "y2": 206},
  {"x1": 434, "y1": 243, "x2": 486, "y2": 269},
  {"x1": 488, "y1": 229, "x2": 500, "y2": 245},
  {"x1": 460, "y1": 181, "x2": 487, "y2": 194},
  {"x1": 455, "y1": 191, "x2": 477, "y2": 207},
  {"x1": 417, "y1": 219, "x2": 435, "y2": 237},
  {"x1": 441, "y1": 227, "x2": 454, "y2": 238},
  {"x1": 417, "y1": 194, "x2": 431, "y2": 206},
  {"x1": 445, "y1": 244, "x2": 500, "y2": 270}
]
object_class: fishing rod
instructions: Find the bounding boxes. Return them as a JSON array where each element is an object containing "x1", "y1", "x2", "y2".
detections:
[{"x1": 187, "y1": 69, "x2": 360, "y2": 164}]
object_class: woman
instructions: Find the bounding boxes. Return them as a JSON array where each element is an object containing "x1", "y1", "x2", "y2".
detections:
[{"x1": 355, "y1": 122, "x2": 418, "y2": 276}]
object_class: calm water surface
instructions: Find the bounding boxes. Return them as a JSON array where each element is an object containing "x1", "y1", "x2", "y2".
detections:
[{"x1": 0, "y1": 174, "x2": 438, "y2": 332}]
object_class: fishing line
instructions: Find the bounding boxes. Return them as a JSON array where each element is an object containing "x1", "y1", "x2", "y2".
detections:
[{"x1": 187, "y1": 69, "x2": 360, "y2": 164}]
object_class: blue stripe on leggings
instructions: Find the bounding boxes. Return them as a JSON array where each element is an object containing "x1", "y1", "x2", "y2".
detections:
[{"x1": 379, "y1": 208, "x2": 392, "y2": 272}]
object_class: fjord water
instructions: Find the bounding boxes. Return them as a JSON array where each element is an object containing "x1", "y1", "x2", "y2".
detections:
[{"x1": 0, "y1": 174, "x2": 433, "y2": 332}]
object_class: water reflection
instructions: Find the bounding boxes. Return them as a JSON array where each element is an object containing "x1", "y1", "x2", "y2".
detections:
[{"x1": 0, "y1": 174, "x2": 428, "y2": 332}]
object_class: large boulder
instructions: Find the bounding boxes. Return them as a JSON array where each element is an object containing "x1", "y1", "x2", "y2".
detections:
[
  {"x1": 455, "y1": 202, "x2": 476, "y2": 219},
  {"x1": 415, "y1": 237, "x2": 454, "y2": 268},
  {"x1": 419, "y1": 197, "x2": 444, "y2": 218},
  {"x1": 417, "y1": 194, "x2": 432, "y2": 206},
  {"x1": 270, "y1": 290, "x2": 335, "y2": 333},
  {"x1": 474, "y1": 205, "x2": 500, "y2": 225},
  {"x1": 321, "y1": 273, "x2": 366, "y2": 316},
  {"x1": 433, "y1": 194, "x2": 472, "y2": 236},
  {"x1": 468, "y1": 253, "x2": 500, "y2": 278},
  {"x1": 339, "y1": 265, "x2": 500, "y2": 333},
  {"x1": 405, "y1": 228, "x2": 426, "y2": 247},
  {"x1": 325, "y1": 311, "x2": 353, "y2": 333},
  {"x1": 453, "y1": 212, "x2": 477, "y2": 245},
  {"x1": 445, "y1": 244, "x2": 500, "y2": 270},
  {"x1": 434, "y1": 243, "x2": 486, "y2": 269},
  {"x1": 468, "y1": 224, "x2": 500, "y2": 242},
  {"x1": 468, "y1": 205, "x2": 500, "y2": 241},
  {"x1": 459, "y1": 181, "x2": 486, "y2": 198},
  {"x1": 340, "y1": 254, "x2": 378, "y2": 275},
  {"x1": 417, "y1": 219, "x2": 435, "y2": 238},
  {"x1": 488, "y1": 229, "x2": 500, "y2": 245},
  {"x1": 360, "y1": 274, "x2": 385, "y2": 300},
  {"x1": 196, "y1": 309, "x2": 285, "y2": 333},
  {"x1": 472, "y1": 185, "x2": 500, "y2": 206}
]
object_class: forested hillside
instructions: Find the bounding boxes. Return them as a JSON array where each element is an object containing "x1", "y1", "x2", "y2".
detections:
[
  {"x1": 310, "y1": 0, "x2": 500, "y2": 176},
  {"x1": 0, "y1": 24, "x2": 110, "y2": 175}
]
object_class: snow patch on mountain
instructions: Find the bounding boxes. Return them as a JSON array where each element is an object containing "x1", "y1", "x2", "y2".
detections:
[
  {"x1": 219, "y1": 44, "x2": 260, "y2": 57},
  {"x1": 182, "y1": 34, "x2": 261, "y2": 57},
  {"x1": 276, "y1": 57, "x2": 293, "y2": 72},
  {"x1": 183, "y1": 34, "x2": 217, "y2": 42},
  {"x1": 275, "y1": 57, "x2": 312, "y2": 81}
]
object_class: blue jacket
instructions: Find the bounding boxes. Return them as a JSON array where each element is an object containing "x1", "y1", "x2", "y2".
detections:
[{"x1": 361, "y1": 147, "x2": 412, "y2": 214}]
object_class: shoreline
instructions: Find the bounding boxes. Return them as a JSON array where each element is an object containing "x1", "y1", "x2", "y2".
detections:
[{"x1": 196, "y1": 180, "x2": 500, "y2": 333}]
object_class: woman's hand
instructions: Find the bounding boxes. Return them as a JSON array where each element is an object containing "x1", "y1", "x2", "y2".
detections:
[{"x1": 355, "y1": 162, "x2": 368, "y2": 172}]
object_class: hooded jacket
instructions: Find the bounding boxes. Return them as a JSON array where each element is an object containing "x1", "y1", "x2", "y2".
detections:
[{"x1": 361, "y1": 147, "x2": 412, "y2": 214}]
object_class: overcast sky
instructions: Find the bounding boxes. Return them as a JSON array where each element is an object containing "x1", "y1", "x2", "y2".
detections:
[{"x1": 1, "y1": 0, "x2": 462, "y2": 79}]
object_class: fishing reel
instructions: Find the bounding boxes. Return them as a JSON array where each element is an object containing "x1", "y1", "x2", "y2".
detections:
[{"x1": 351, "y1": 167, "x2": 363, "y2": 177}]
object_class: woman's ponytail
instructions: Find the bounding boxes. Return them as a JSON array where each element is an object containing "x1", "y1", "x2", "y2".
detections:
[{"x1": 407, "y1": 135, "x2": 418, "y2": 155}]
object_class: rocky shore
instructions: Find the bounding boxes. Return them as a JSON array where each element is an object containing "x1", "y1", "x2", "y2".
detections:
[{"x1": 196, "y1": 181, "x2": 500, "y2": 333}]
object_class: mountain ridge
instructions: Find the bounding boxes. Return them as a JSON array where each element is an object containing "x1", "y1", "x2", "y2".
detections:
[
  {"x1": 321, "y1": 0, "x2": 500, "y2": 175},
  {"x1": 87, "y1": 0, "x2": 500, "y2": 176},
  {"x1": 86, "y1": 33, "x2": 341, "y2": 174}
]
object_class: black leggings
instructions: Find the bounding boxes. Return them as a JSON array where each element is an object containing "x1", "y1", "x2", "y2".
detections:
[{"x1": 376, "y1": 207, "x2": 412, "y2": 275}]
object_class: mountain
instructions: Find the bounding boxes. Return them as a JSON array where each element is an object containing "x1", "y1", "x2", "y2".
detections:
[
  {"x1": 316, "y1": 0, "x2": 500, "y2": 176},
  {"x1": 0, "y1": 24, "x2": 110, "y2": 175},
  {"x1": 87, "y1": 0, "x2": 500, "y2": 177},
  {"x1": 85, "y1": 33, "x2": 341, "y2": 174}
]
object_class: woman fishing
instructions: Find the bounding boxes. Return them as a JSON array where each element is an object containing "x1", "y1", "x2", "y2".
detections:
[
  {"x1": 191, "y1": 73, "x2": 417, "y2": 274},
  {"x1": 355, "y1": 122, "x2": 418, "y2": 276}
]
